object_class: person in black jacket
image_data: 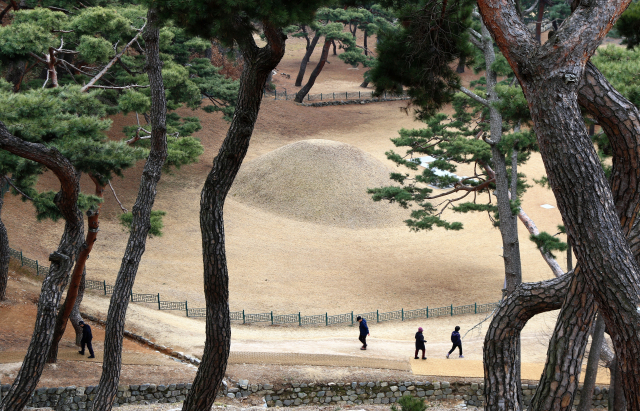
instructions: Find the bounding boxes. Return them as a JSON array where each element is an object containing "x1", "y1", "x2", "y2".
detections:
[
  {"x1": 414, "y1": 327, "x2": 426, "y2": 360},
  {"x1": 446, "y1": 325, "x2": 463, "y2": 358},
  {"x1": 78, "y1": 320, "x2": 95, "y2": 359},
  {"x1": 356, "y1": 316, "x2": 370, "y2": 350}
]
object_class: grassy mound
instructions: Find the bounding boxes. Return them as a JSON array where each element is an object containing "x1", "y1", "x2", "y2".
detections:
[{"x1": 230, "y1": 139, "x2": 404, "y2": 228}]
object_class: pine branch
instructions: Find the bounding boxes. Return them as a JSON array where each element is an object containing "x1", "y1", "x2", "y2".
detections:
[
  {"x1": 459, "y1": 86, "x2": 489, "y2": 106},
  {"x1": 108, "y1": 181, "x2": 127, "y2": 213},
  {"x1": 80, "y1": 21, "x2": 147, "y2": 93}
]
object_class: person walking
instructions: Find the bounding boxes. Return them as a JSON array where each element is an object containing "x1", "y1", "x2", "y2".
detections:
[
  {"x1": 446, "y1": 325, "x2": 463, "y2": 358},
  {"x1": 414, "y1": 327, "x2": 426, "y2": 359},
  {"x1": 78, "y1": 320, "x2": 95, "y2": 359},
  {"x1": 356, "y1": 316, "x2": 370, "y2": 350}
]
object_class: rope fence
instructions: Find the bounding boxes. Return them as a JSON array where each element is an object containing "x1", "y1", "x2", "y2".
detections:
[
  {"x1": 265, "y1": 89, "x2": 408, "y2": 102},
  {"x1": 8, "y1": 245, "x2": 500, "y2": 326}
]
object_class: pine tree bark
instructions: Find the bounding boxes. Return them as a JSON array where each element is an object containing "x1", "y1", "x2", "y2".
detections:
[
  {"x1": 483, "y1": 273, "x2": 574, "y2": 409},
  {"x1": 89, "y1": 9, "x2": 167, "y2": 411},
  {"x1": 478, "y1": 0, "x2": 640, "y2": 408},
  {"x1": 295, "y1": 31, "x2": 321, "y2": 87},
  {"x1": 181, "y1": 22, "x2": 286, "y2": 411},
  {"x1": 484, "y1": 60, "x2": 640, "y2": 410},
  {"x1": 294, "y1": 39, "x2": 330, "y2": 103},
  {"x1": 48, "y1": 176, "x2": 105, "y2": 363},
  {"x1": 576, "y1": 312, "x2": 606, "y2": 411},
  {"x1": 0, "y1": 122, "x2": 83, "y2": 411},
  {"x1": 0, "y1": 178, "x2": 8, "y2": 301}
]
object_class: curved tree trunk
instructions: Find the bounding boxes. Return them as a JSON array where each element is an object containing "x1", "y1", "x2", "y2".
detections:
[
  {"x1": 181, "y1": 23, "x2": 286, "y2": 411},
  {"x1": 483, "y1": 273, "x2": 573, "y2": 410},
  {"x1": 294, "y1": 39, "x2": 330, "y2": 103},
  {"x1": 331, "y1": 39, "x2": 337, "y2": 55},
  {"x1": 295, "y1": 31, "x2": 321, "y2": 87},
  {"x1": 48, "y1": 176, "x2": 105, "y2": 363},
  {"x1": 478, "y1": 0, "x2": 640, "y2": 407},
  {"x1": 0, "y1": 122, "x2": 83, "y2": 411},
  {"x1": 482, "y1": 63, "x2": 640, "y2": 411},
  {"x1": 90, "y1": 9, "x2": 167, "y2": 411},
  {"x1": 0, "y1": 178, "x2": 8, "y2": 302}
]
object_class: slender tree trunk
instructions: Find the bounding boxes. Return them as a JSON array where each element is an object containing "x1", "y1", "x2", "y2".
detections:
[
  {"x1": 295, "y1": 31, "x2": 321, "y2": 87},
  {"x1": 360, "y1": 80, "x2": 369, "y2": 88},
  {"x1": 90, "y1": 9, "x2": 167, "y2": 411},
  {"x1": 48, "y1": 176, "x2": 105, "y2": 363},
  {"x1": 294, "y1": 39, "x2": 330, "y2": 103},
  {"x1": 535, "y1": 1, "x2": 545, "y2": 43},
  {"x1": 577, "y1": 312, "x2": 606, "y2": 411},
  {"x1": 332, "y1": 39, "x2": 337, "y2": 55},
  {"x1": 71, "y1": 267, "x2": 86, "y2": 346},
  {"x1": 363, "y1": 34, "x2": 368, "y2": 56},
  {"x1": 302, "y1": 25, "x2": 310, "y2": 50},
  {"x1": 0, "y1": 122, "x2": 83, "y2": 411},
  {"x1": 181, "y1": 23, "x2": 286, "y2": 411},
  {"x1": 0, "y1": 177, "x2": 8, "y2": 301}
]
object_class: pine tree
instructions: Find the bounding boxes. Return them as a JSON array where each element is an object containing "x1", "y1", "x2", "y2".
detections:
[{"x1": 151, "y1": 0, "x2": 329, "y2": 409}]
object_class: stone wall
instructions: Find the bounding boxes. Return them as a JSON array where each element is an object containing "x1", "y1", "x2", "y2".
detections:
[{"x1": 1, "y1": 379, "x2": 610, "y2": 410}]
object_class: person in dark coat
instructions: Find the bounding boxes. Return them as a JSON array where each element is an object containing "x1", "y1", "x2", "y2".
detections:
[
  {"x1": 78, "y1": 320, "x2": 95, "y2": 358},
  {"x1": 446, "y1": 325, "x2": 463, "y2": 358},
  {"x1": 356, "y1": 316, "x2": 370, "y2": 350},
  {"x1": 414, "y1": 327, "x2": 426, "y2": 359}
]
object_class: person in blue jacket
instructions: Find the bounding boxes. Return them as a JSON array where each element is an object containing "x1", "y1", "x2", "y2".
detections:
[
  {"x1": 78, "y1": 320, "x2": 95, "y2": 359},
  {"x1": 356, "y1": 316, "x2": 370, "y2": 350},
  {"x1": 414, "y1": 327, "x2": 426, "y2": 360},
  {"x1": 446, "y1": 325, "x2": 463, "y2": 358}
]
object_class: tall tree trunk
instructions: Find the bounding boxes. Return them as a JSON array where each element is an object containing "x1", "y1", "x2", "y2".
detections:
[
  {"x1": 576, "y1": 312, "x2": 606, "y2": 411},
  {"x1": 47, "y1": 176, "x2": 105, "y2": 363},
  {"x1": 0, "y1": 177, "x2": 8, "y2": 302},
  {"x1": 302, "y1": 25, "x2": 310, "y2": 50},
  {"x1": 332, "y1": 39, "x2": 337, "y2": 55},
  {"x1": 294, "y1": 39, "x2": 330, "y2": 103},
  {"x1": 478, "y1": 0, "x2": 640, "y2": 407},
  {"x1": 181, "y1": 22, "x2": 286, "y2": 411},
  {"x1": 295, "y1": 31, "x2": 321, "y2": 87},
  {"x1": 0, "y1": 122, "x2": 83, "y2": 411},
  {"x1": 484, "y1": 61, "x2": 640, "y2": 411},
  {"x1": 90, "y1": 9, "x2": 167, "y2": 411},
  {"x1": 609, "y1": 357, "x2": 627, "y2": 410},
  {"x1": 363, "y1": 33, "x2": 368, "y2": 56}
]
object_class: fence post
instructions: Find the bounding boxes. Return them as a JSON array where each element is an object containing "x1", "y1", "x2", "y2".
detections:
[
  {"x1": 271, "y1": 311, "x2": 273, "y2": 326},
  {"x1": 20, "y1": 251, "x2": 23, "y2": 266},
  {"x1": 35, "y1": 260, "x2": 38, "y2": 275},
  {"x1": 426, "y1": 306, "x2": 429, "y2": 318},
  {"x1": 103, "y1": 280, "x2": 107, "y2": 295},
  {"x1": 130, "y1": 290, "x2": 133, "y2": 302},
  {"x1": 185, "y1": 300, "x2": 188, "y2": 317},
  {"x1": 308, "y1": 94, "x2": 310, "y2": 101},
  {"x1": 333, "y1": 92, "x2": 335, "y2": 99},
  {"x1": 321, "y1": 93, "x2": 323, "y2": 101},
  {"x1": 158, "y1": 294, "x2": 161, "y2": 310},
  {"x1": 359, "y1": 91, "x2": 361, "y2": 99},
  {"x1": 402, "y1": 308, "x2": 404, "y2": 321},
  {"x1": 475, "y1": 302, "x2": 477, "y2": 314},
  {"x1": 451, "y1": 304, "x2": 453, "y2": 316},
  {"x1": 298, "y1": 312, "x2": 301, "y2": 326},
  {"x1": 243, "y1": 310, "x2": 245, "y2": 324},
  {"x1": 377, "y1": 310, "x2": 379, "y2": 323},
  {"x1": 384, "y1": 91, "x2": 387, "y2": 98}
]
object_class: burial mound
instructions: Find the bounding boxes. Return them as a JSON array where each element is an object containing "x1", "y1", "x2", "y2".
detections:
[{"x1": 230, "y1": 139, "x2": 406, "y2": 228}]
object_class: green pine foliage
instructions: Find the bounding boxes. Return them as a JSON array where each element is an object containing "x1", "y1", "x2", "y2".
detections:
[
  {"x1": 529, "y1": 231, "x2": 568, "y2": 259},
  {"x1": 119, "y1": 210, "x2": 167, "y2": 237},
  {"x1": 369, "y1": 0, "x2": 475, "y2": 119},
  {"x1": 615, "y1": 1, "x2": 640, "y2": 49}
]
